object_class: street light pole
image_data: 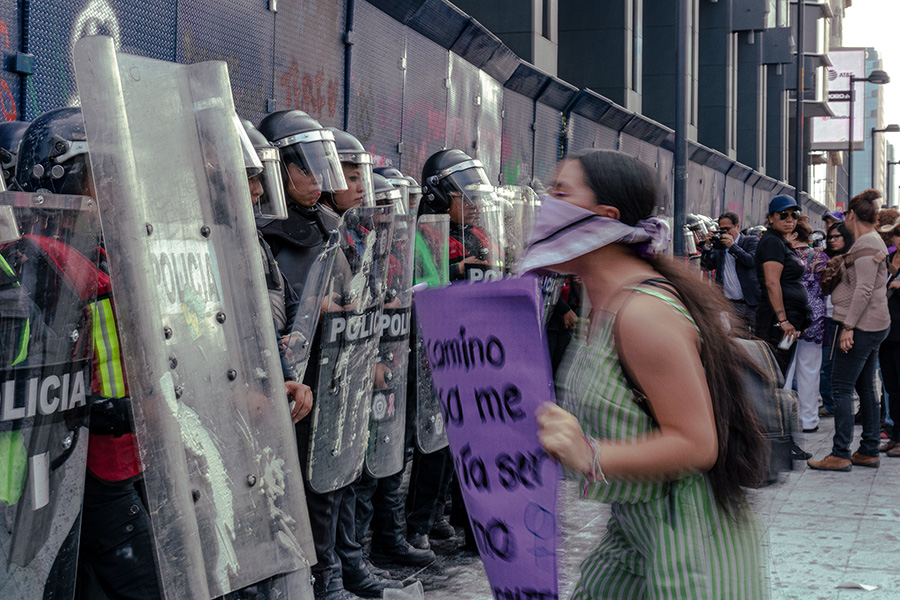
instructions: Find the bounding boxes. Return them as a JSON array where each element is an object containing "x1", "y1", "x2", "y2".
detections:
[
  {"x1": 889, "y1": 159, "x2": 900, "y2": 207},
  {"x1": 794, "y1": 0, "x2": 805, "y2": 199},
  {"x1": 871, "y1": 124, "x2": 900, "y2": 189},
  {"x1": 847, "y1": 70, "x2": 891, "y2": 201}
]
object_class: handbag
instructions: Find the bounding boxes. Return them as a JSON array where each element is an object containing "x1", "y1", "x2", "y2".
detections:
[{"x1": 820, "y1": 247, "x2": 883, "y2": 295}]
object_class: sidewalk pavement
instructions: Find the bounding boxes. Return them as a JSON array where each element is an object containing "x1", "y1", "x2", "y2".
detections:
[{"x1": 410, "y1": 416, "x2": 900, "y2": 599}]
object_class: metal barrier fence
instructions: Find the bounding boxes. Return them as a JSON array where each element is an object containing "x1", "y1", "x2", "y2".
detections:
[{"x1": 0, "y1": 0, "x2": 825, "y2": 227}]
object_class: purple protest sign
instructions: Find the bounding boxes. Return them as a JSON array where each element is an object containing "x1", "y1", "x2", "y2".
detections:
[{"x1": 415, "y1": 276, "x2": 561, "y2": 600}]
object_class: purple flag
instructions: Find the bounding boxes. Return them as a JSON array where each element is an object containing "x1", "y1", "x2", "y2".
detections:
[{"x1": 415, "y1": 276, "x2": 561, "y2": 600}]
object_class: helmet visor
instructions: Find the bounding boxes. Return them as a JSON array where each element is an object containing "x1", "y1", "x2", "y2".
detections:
[
  {"x1": 277, "y1": 130, "x2": 347, "y2": 193},
  {"x1": 235, "y1": 116, "x2": 264, "y2": 178},
  {"x1": 252, "y1": 147, "x2": 288, "y2": 220},
  {"x1": 337, "y1": 153, "x2": 375, "y2": 208},
  {"x1": 382, "y1": 176, "x2": 410, "y2": 214}
]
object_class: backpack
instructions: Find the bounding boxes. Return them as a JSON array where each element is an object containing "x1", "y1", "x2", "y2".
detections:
[{"x1": 820, "y1": 247, "x2": 884, "y2": 295}]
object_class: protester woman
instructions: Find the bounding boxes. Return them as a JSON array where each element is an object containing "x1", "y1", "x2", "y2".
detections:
[
  {"x1": 819, "y1": 221, "x2": 854, "y2": 417},
  {"x1": 755, "y1": 194, "x2": 811, "y2": 460},
  {"x1": 808, "y1": 190, "x2": 890, "y2": 471},
  {"x1": 755, "y1": 195, "x2": 808, "y2": 373},
  {"x1": 783, "y1": 218, "x2": 828, "y2": 433},
  {"x1": 877, "y1": 216, "x2": 900, "y2": 458},
  {"x1": 527, "y1": 150, "x2": 769, "y2": 599}
]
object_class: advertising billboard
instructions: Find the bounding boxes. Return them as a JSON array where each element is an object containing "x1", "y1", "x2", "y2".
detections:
[{"x1": 811, "y1": 48, "x2": 867, "y2": 151}]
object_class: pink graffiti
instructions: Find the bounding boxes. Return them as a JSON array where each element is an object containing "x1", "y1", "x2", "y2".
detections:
[{"x1": 279, "y1": 58, "x2": 338, "y2": 120}]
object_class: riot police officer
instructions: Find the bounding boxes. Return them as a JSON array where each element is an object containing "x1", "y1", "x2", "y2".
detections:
[
  {"x1": 0, "y1": 119, "x2": 28, "y2": 189},
  {"x1": 402, "y1": 149, "x2": 503, "y2": 554},
  {"x1": 14, "y1": 107, "x2": 163, "y2": 600},
  {"x1": 419, "y1": 149, "x2": 500, "y2": 281},
  {"x1": 240, "y1": 118, "x2": 313, "y2": 423},
  {"x1": 257, "y1": 111, "x2": 365, "y2": 600}
]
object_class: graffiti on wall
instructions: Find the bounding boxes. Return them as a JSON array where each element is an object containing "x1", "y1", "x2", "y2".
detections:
[
  {"x1": 0, "y1": 17, "x2": 16, "y2": 120},
  {"x1": 67, "y1": 0, "x2": 122, "y2": 107},
  {"x1": 279, "y1": 58, "x2": 339, "y2": 122}
]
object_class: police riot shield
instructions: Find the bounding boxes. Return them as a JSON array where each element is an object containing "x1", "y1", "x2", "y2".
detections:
[
  {"x1": 0, "y1": 191, "x2": 101, "y2": 600},
  {"x1": 364, "y1": 212, "x2": 416, "y2": 478},
  {"x1": 307, "y1": 205, "x2": 393, "y2": 493},
  {"x1": 74, "y1": 37, "x2": 314, "y2": 599},
  {"x1": 413, "y1": 214, "x2": 450, "y2": 453},
  {"x1": 452, "y1": 184, "x2": 506, "y2": 283},
  {"x1": 283, "y1": 240, "x2": 339, "y2": 383},
  {"x1": 497, "y1": 185, "x2": 540, "y2": 275}
]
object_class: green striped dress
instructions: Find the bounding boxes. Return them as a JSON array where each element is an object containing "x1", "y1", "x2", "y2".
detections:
[{"x1": 557, "y1": 284, "x2": 769, "y2": 599}]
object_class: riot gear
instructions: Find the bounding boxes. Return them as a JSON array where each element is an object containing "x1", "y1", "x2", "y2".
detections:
[
  {"x1": 420, "y1": 149, "x2": 491, "y2": 215},
  {"x1": 240, "y1": 118, "x2": 288, "y2": 220},
  {"x1": 406, "y1": 175, "x2": 422, "y2": 216},
  {"x1": 326, "y1": 127, "x2": 375, "y2": 210},
  {"x1": 372, "y1": 173, "x2": 403, "y2": 211},
  {"x1": 15, "y1": 108, "x2": 90, "y2": 196},
  {"x1": 374, "y1": 166, "x2": 410, "y2": 214},
  {"x1": 0, "y1": 120, "x2": 28, "y2": 189},
  {"x1": 74, "y1": 37, "x2": 315, "y2": 598},
  {"x1": 257, "y1": 110, "x2": 347, "y2": 198}
]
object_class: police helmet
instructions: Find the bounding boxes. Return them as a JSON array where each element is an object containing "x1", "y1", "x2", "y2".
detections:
[
  {"x1": 257, "y1": 110, "x2": 346, "y2": 193},
  {"x1": 240, "y1": 119, "x2": 288, "y2": 220},
  {"x1": 0, "y1": 120, "x2": 29, "y2": 189},
  {"x1": 372, "y1": 173, "x2": 402, "y2": 210},
  {"x1": 16, "y1": 108, "x2": 90, "y2": 195},
  {"x1": 420, "y1": 149, "x2": 491, "y2": 214},
  {"x1": 375, "y1": 166, "x2": 411, "y2": 213},
  {"x1": 405, "y1": 175, "x2": 422, "y2": 215},
  {"x1": 327, "y1": 127, "x2": 374, "y2": 207}
]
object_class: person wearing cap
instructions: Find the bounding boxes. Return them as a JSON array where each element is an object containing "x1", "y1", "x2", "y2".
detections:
[
  {"x1": 824, "y1": 210, "x2": 845, "y2": 231},
  {"x1": 755, "y1": 194, "x2": 812, "y2": 461}
]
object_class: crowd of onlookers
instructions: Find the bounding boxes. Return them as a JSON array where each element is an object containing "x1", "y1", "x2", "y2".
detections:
[{"x1": 698, "y1": 190, "x2": 900, "y2": 470}]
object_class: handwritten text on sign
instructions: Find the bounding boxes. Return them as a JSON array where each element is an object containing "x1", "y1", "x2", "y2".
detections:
[{"x1": 416, "y1": 277, "x2": 560, "y2": 600}]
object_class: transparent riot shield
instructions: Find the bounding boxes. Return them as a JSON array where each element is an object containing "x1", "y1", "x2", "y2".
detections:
[
  {"x1": 74, "y1": 37, "x2": 314, "y2": 599},
  {"x1": 283, "y1": 240, "x2": 339, "y2": 383},
  {"x1": 0, "y1": 191, "x2": 101, "y2": 600},
  {"x1": 413, "y1": 215, "x2": 450, "y2": 453},
  {"x1": 364, "y1": 213, "x2": 416, "y2": 478},
  {"x1": 497, "y1": 185, "x2": 541, "y2": 275},
  {"x1": 307, "y1": 205, "x2": 393, "y2": 493},
  {"x1": 451, "y1": 184, "x2": 506, "y2": 283}
]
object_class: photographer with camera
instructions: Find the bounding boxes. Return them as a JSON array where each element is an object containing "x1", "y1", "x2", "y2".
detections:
[{"x1": 700, "y1": 212, "x2": 760, "y2": 334}]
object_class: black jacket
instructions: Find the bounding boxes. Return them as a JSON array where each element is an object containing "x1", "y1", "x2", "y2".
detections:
[
  {"x1": 700, "y1": 234, "x2": 760, "y2": 306},
  {"x1": 259, "y1": 203, "x2": 339, "y2": 298}
]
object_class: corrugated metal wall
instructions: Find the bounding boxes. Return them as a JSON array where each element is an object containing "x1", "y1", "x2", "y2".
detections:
[{"x1": 0, "y1": 0, "x2": 812, "y2": 226}]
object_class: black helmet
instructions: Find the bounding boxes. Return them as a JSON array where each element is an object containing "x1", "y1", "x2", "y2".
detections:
[
  {"x1": 257, "y1": 110, "x2": 346, "y2": 193},
  {"x1": 420, "y1": 149, "x2": 491, "y2": 214},
  {"x1": 327, "y1": 127, "x2": 374, "y2": 207},
  {"x1": 374, "y1": 166, "x2": 411, "y2": 213},
  {"x1": 16, "y1": 108, "x2": 90, "y2": 195},
  {"x1": 0, "y1": 120, "x2": 29, "y2": 189},
  {"x1": 240, "y1": 118, "x2": 288, "y2": 220},
  {"x1": 405, "y1": 175, "x2": 422, "y2": 215},
  {"x1": 372, "y1": 173, "x2": 402, "y2": 210}
]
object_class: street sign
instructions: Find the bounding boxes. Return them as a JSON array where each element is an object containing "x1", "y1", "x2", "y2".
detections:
[{"x1": 827, "y1": 90, "x2": 852, "y2": 102}]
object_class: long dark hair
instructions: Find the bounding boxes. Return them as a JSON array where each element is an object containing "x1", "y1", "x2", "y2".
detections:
[
  {"x1": 826, "y1": 221, "x2": 854, "y2": 258},
  {"x1": 573, "y1": 149, "x2": 769, "y2": 514}
]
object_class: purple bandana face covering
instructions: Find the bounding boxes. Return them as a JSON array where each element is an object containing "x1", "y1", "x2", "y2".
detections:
[{"x1": 519, "y1": 196, "x2": 670, "y2": 274}]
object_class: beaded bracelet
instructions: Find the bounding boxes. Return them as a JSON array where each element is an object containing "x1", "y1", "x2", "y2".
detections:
[{"x1": 582, "y1": 436, "x2": 607, "y2": 495}]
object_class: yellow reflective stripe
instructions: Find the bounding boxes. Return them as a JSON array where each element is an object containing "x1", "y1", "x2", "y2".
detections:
[
  {"x1": 0, "y1": 255, "x2": 18, "y2": 289},
  {"x1": 9, "y1": 318, "x2": 29, "y2": 367},
  {"x1": 91, "y1": 297, "x2": 125, "y2": 398}
]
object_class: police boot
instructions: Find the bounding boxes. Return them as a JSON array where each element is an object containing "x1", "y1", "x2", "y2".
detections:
[
  {"x1": 345, "y1": 570, "x2": 404, "y2": 599},
  {"x1": 369, "y1": 538, "x2": 435, "y2": 568}
]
